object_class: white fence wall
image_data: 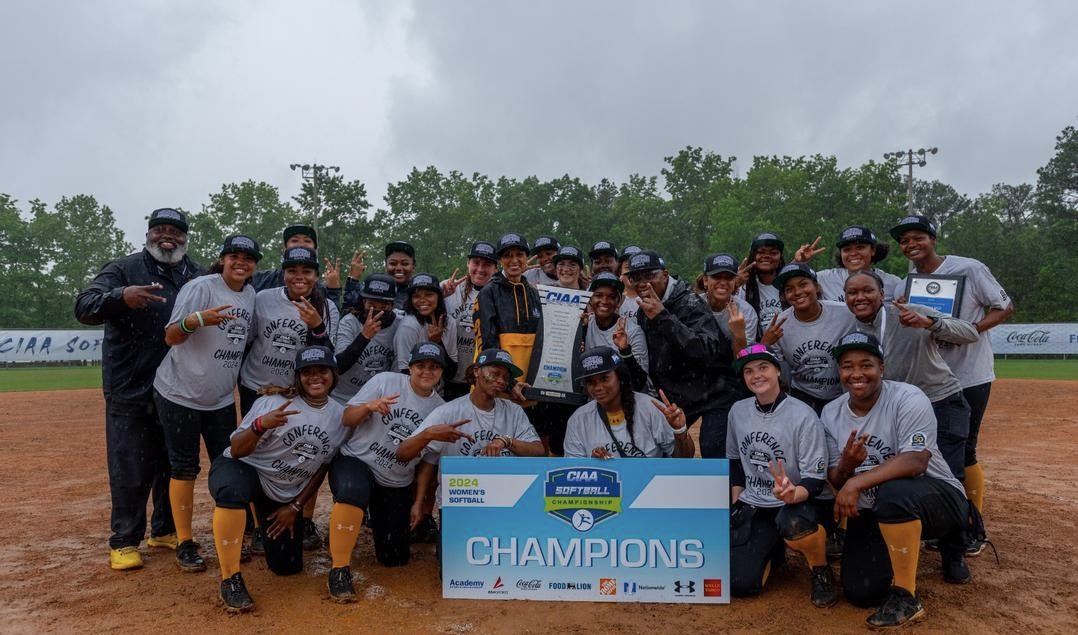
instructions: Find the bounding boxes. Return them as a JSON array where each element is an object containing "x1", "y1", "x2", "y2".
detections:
[{"x1": 0, "y1": 330, "x2": 104, "y2": 363}]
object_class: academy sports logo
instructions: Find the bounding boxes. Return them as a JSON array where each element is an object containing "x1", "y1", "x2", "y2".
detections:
[
  {"x1": 448, "y1": 579, "x2": 483, "y2": 589},
  {"x1": 544, "y1": 467, "x2": 622, "y2": 532},
  {"x1": 599, "y1": 578, "x2": 617, "y2": 596}
]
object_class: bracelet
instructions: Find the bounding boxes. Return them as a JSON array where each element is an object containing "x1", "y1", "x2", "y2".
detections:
[
  {"x1": 672, "y1": 424, "x2": 688, "y2": 435},
  {"x1": 289, "y1": 501, "x2": 303, "y2": 513},
  {"x1": 179, "y1": 315, "x2": 195, "y2": 334},
  {"x1": 500, "y1": 436, "x2": 513, "y2": 452},
  {"x1": 618, "y1": 348, "x2": 633, "y2": 358},
  {"x1": 195, "y1": 311, "x2": 205, "y2": 327},
  {"x1": 310, "y1": 323, "x2": 327, "y2": 338},
  {"x1": 252, "y1": 416, "x2": 265, "y2": 435}
]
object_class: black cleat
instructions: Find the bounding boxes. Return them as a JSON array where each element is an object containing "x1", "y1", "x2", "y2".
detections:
[
  {"x1": 410, "y1": 514, "x2": 440, "y2": 544},
  {"x1": 328, "y1": 566, "x2": 357, "y2": 603},
  {"x1": 923, "y1": 538, "x2": 941, "y2": 552},
  {"x1": 249, "y1": 528, "x2": 265, "y2": 556},
  {"x1": 175, "y1": 540, "x2": 206, "y2": 572},
  {"x1": 303, "y1": 519, "x2": 323, "y2": 551},
  {"x1": 809, "y1": 565, "x2": 840, "y2": 608},
  {"x1": 826, "y1": 527, "x2": 845, "y2": 561},
  {"x1": 867, "y1": 586, "x2": 925, "y2": 629},
  {"x1": 966, "y1": 536, "x2": 988, "y2": 557},
  {"x1": 219, "y1": 572, "x2": 255, "y2": 613},
  {"x1": 942, "y1": 550, "x2": 972, "y2": 584}
]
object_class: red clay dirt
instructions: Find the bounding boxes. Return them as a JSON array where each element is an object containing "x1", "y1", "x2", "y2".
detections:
[{"x1": 2, "y1": 379, "x2": 1076, "y2": 634}]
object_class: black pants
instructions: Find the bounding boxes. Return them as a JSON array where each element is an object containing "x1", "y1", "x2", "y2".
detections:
[
  {"x1": 697, "y1": 405, "x2": 733, "y2": 459},
  {"x1": 208, "y1": 456, "x2": 304, "y2": 575},
  {"x1": 329, "y1": 454, "x2": 413, "y2": 567},
  {"x1": 105, "y1": 397, "x2": 174, "y2": 549},
  {"x1": 154, "y1": 390, "x2": 235, "y2": 481},
  {"x1": 729, "y1": 501, "x2": 820, "y2": 597},
  {"x1": 963, "y1": 382, "x2": 992, "y2": 467},
  {"x1": 527, "y1": 401, "x2": 576, "y2": 457},
  {"x1": 842, "y1": 477, "x2": 969, "y2": 607},
  {"x1": 932, "y1": 390, "x2": 971, "y2": 480}
]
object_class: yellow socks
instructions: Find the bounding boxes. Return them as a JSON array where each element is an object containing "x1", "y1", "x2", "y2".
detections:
[
  {"x1": 169, "y1": 478, "x2": 196, "y2": 543},
  {"x1": 329, "y1": 503, "x2": 365, "y2": 568},
  {"x1": 213, "y1": 507, "x2": 246, "y2": 579},
  {"x1": 879, "y1": 519, "x2": 922, "y2": 594},
  {"x1": 964, "y1": 462, "x2": 985, "y2": 512},
  {"x1": 785, "y1": 526, "x2": 827, "y2": 568}
]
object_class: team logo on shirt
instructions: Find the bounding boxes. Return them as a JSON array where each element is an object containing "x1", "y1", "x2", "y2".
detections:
[
  {"x1": 224, "y1": 322, "x2": 247, "y2": 345},
  {"x1": 291, "y1": 441, "x2": 319, "y2": 463},
  {"x1": 909, "y1": 432, "x2": 927, "y2": 450},
  {"x1": 544, "y1": 468, "x2": 622, "y2": 532},
  {"x1": 272, "y1": 333, "x2": 298, "y2": 354}
]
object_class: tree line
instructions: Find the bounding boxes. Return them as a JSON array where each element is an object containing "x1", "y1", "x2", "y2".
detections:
[{"x1": 2, "y1": 123, "x2": 1075, "y2": 329}]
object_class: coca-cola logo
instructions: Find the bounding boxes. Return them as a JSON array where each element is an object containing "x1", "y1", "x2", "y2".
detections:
[
  {"x1": 516, "y1": 579, "x2": 542, "y2": 590},
  {"x1": 1005, "y1": 330, "x2": 1050, "y2": 345}
]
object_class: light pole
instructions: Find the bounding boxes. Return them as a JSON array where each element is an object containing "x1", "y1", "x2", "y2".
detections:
[
  {"x1": 883, "y1": 147, "x2": 938, "y2": 215},
  {"x1": 289, "y1": 163, "x2": 340, "y2": 233}
]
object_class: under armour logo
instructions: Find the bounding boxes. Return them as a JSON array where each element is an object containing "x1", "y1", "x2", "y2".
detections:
[
  {"x1": 222, "y1": 538, "x2": 236, "y2": 546},
  {"x1": 888, "y1": 544, "x2": 909, "y2": 554},
  {"x1": 336, "y1": 523, "x2": 355, "y2": 532},
  {"x1": 674, "y1": 580, "x2": 696, "y2": 593}
]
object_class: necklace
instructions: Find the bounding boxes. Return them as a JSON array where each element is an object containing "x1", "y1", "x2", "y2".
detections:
[
  {"x1": 302, "y1": 395, "x2": 329, "y2": 409},
  {"x1": 754, "y1": 399, "x2": 779, "y2": 416}
]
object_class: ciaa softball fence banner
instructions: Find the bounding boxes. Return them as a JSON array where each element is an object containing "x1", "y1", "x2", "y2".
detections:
[
  {"x1": 0, "y1": 330, "x2": 103, "y2": 363},
  {"x1": 439, "y1": 457, "x2": 730, "y2": 604}
]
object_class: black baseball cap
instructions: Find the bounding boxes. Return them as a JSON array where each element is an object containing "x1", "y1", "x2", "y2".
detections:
[
  {"x1": 704, "y1": 252, "x2": 739, "y2": 276},
  {"x1": 148, "y1": 208, "x2": 188, "y2": 233},
  {"x1": 733, "y1": 344, "x2": 782, "y2": 374},
  {"x1": 576, "y1": 346, "x2": 621, "y2": 380},
  {"x1": 475, "y1": 347, "x2": 524, "y2": 377},
  {"x1": 469, "y1": 240, "x2": 498, "y2": 263},
  {"x1": 832, "y1": 331, "x2": 884, "y2": 361},
  {"x1": 530, "y1": 235, "x2": 560, "y2": 255},
  {"x1": 589, "y1": 271, "x2": 624, "y2": 293},
  {"x1": 750, "y1": 232, "x2": 785, "y2": 253},
  {"x1": 281, "y1": 246, "x2": 319, "y2": 271},
  {"x1": 295, "y1": 345, "x2": 338, "y2": 372},
  {"x1": 359, "y1": 273, "x2": 397, "y2": 300},
  {"x1": 407, "y1": 272, "x2": 441, "y2": 294},
  {"x1": 624, "y1": 250, "x2": 666, "y2": 274},
  {"x1": 385, "y1": 241, "x2": 416, "y2": 259},
  {"x1": 408, "y1": 342, "x2": 448, "y2": 368},
  {"x1": 283, "y1": 224, "x2": 317, "y2": 247},
  {"x1": 220, "y1": 235, "x2": 262, "y2": 262},
  {"x1": 553, "y1": 245, "x2": 584, "y2": 266},
  {"x1": 889, "y1": 214, "x2": 938, "y2": 241},
  {"x1": 619, "y1": 245, "x2": 643, "y2": 263},
  {"x1": 589, "y1": 240, "x2": 618, "y2": 260},
  {"x1": 772, "y1": 262, "x2": 816, "y2": 290},
  {"x1": 496, "y1": 232, "x2": 529, "y2": 257},
  {"x1": 836, "y1": 225, "x2": 878, "y2": 248}
]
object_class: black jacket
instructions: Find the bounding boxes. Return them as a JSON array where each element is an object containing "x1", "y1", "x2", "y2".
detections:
[
  {"x1": 74, "y1": 250, "x2": 204, "y2": 402},
  {"x1": 474, "y1": 272, "x2": 542, "y2": 353},
  {"x1": 635, "y1": 277, "x2": 740, "y2": 419}
]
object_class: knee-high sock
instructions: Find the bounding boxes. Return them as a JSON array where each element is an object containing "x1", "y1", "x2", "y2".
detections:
[
  {"x1": 304, "y1": 491, "x2": 318, "y2": 520},
  {"x1": 213, "y1": 507, "x2": 246, "y2": 579},
  {"x1": 169, "y1": 478, "x2": 196, "y2": 543},
  {"x1": 329, "y1": 503, "x2": 365, "y2": 568},
  {"x1": 786, "y1": 525, "x2": 827, "y2": 567},
  {"x1": 964, "y1": 462, "x2": 985, "y2": 512},
  {"x1": 879, "y1": 519, "x2": 922, "y2": 594}
]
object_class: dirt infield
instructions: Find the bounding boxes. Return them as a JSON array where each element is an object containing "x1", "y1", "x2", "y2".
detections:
[{"x1": 2, "y1": 380, "x2": 1077, "y2": 634}]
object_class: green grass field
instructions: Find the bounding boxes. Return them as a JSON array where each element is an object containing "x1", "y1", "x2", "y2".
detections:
[{"x1": 0, "y1": 359, "x2": 1074, "y2": 392}]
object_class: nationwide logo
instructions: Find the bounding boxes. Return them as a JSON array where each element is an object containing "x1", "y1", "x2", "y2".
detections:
[
  {"x1": 516, "y1": 579, "x2": 542, "y2": 591},
  {"x1": 704, "y1": 579, "x2": 723, "y2": 597},
  {"x1": 599, "y1": 578, "x2": 617, "y2": 596},
  {"x1": 544, "y1": 467, "x2": 622, "y2": 532},
  {"x1": 673, "y1": 580, "x2": 696, "y2": 595},
  {"x1": 448, "y1": 579, "x2": 484, "y2": 589}
]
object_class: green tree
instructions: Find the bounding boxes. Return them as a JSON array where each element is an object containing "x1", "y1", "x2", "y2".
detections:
[
  {"x1": 0, "y1": 195, "x2": 49, "y2": 328},
  {"x1": 186, "y1": 181, "x2": 301, "y2": 267},
  {"x1": 1030, "y1": 124, "x2": 1078, "y2": 320},
  {"x1": 293, "y1": 173, "x2": 377, "y2": 264}
]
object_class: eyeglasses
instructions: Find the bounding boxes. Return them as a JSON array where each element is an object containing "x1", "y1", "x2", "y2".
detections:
[{"x1": 627, "y1": 269, "x2": 661, "y2": 284}]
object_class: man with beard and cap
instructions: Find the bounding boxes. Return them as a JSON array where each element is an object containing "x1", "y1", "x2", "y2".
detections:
[
  {"x1": 523, "y1": 234, "x2": 560, "y2": 288},
  {"x1": 76, "y1": 207, "x2": 205, "y2": 570}
]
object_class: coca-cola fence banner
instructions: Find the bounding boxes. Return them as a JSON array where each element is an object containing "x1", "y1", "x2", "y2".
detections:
[{"x1": 988, "y1": 323, "x2": 1078, "y2": 355}]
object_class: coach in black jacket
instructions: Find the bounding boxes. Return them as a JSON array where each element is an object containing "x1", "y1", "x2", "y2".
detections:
[
  {"x1": 628, "y1": 250, "x2": 741, "y2": 458},
  {"x1": 75, "y1": 208, "x2": 204, "y2": 571}
]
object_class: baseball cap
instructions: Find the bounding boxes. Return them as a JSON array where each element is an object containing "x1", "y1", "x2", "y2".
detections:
[
  {"x1": 625, "y1": 250, "x2": 666, "y2": 274},
  {"x1": 576, "y1": 346, "x2": 621, "y2": 380},
  {"x1": 772, "y1": 262, "x2": 816, "y2": 290},
  {"x1": 704, "y1": 253, "x2": 739, "y2": 276},
  {"x1": 407, "y1": 272, "x2": 441, "y2": 294},
  {"x1": 619, "y1": 245, "x2": 643, "y2": 263},
  {"x1": 359, "y1": 273, "x2": 397, "y2": 300},
  {"x1": 750, "y1": 232, "x2": 785, "y2": 253},
  {"x1": 889, "y1": 214, "x2": 937, "y2": 241},
  {"x1": 220, "y1": 235, "x2": 262, "y2": 262},
  {"x1": 589, "y1": 240, "x2": 618, "y2": 260},
  {"x1": 148, "y1": 208, "x2": 188, "y2": 233},
  {"x1": 530, "y1": 235, "x2": 560, "y2": 256},
  {"x1": 295, "y1": 345, "x2": 338, "y2": 372},
  {"x1": 408, "y1": 342, "x2": 447, "y2": 368},
  {"x1": 496, "y1": 233, "x2": 530, "y2": 258},
  {"x1": 831, "y1": 331, "x2": 884, "y2": 361},
  {"x1": 283, "y1": 224, "x2": 317, "y2": 247},
  {"x1": 281, "y1": 246, "x2": 319, "y2": 271},
  {"x1": 589, "y1": 271, "x2": 624, "y2": 293},
  {"x1": 553, "y1": 245, "x2": 584, "y2": 266},
  {"x1": 475, "y1": 347, "x2": 524, "y2": 377},
  {"x1": 469, "y1": 240, "x2": 498, "y2": 263},
  {"x1": 385, "y1": 241, "x2": 416, "y2": 259},
  {"x1": 733, "y1": 344, "x2": 781, "y2": 374},
  {"x1": 836, "y1": 225, "x2": 878, "y2": 248}
]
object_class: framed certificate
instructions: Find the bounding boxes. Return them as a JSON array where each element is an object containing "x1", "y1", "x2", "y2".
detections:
[{"x1": 904, "y1": 274, "x2": 965, "y2": 318}]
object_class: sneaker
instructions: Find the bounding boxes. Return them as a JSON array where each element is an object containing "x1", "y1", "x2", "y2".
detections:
[
  {"x1": 966, "y1": 537, "x2": 988, "y2": 557},
  {"x1": 249, "y1": 528, "x2": 265, "y2": 556},
  {"x1": 303, "y1": 519, "x2": 323, "y2": 551},
  {"x1": 410, "y1": 514, "x2": 440, "y2": 544},
  {"x1": 942, "y1": 551, "x2": 972, "y2": 584},
  {"x1": 809, "y1": 565, "x2": 839, "y2": 608},
  {"x1": 219, "y1": 572, "x2": 255, "y2": 613},
  {"x1": 923, "y1": 538, "x2": 940, "y2": 552},
  {"x1": 826, "y1": 528, "x2": 845, "y2": 561},
  {"x1": 109, "y1": 546, "x2": 144, "y2": 571},
  {"x1": 328, "y1": 567, "x2": 357, "y2": 603},
  {"x1": 176, "y1": 540, "x2": 206, "y2": 572},
  {"x1": 147, "y1": 533, "x2": 178, "y2": 550},
  {"x1": 866, "y1": 586, "x2": 925, "y2": 629}
]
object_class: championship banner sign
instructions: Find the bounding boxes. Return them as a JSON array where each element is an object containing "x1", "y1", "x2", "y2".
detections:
[
  {"x1": 0, "y1": 329, "x2": 104, "y2": 363},
  {"x1": 524, "y1": 285, "x2": 592, "y2": 405},
  {"x1": 440, "y1": 457, "x2": 730, "y2": 603}
]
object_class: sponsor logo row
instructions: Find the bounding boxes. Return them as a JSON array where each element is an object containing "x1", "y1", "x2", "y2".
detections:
[{"x1": 449, "y1": 577, "x2": 723, "y2": 597}]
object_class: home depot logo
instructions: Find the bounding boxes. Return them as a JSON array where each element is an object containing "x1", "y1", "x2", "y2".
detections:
[{"x1": 599, "y1": 578, "x2": 617, "y2": 596}]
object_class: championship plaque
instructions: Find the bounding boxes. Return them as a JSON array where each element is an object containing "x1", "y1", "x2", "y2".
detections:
[
  {"x1": 523, "y1": 285, "x2": 592, "y2": 405},
  {"x1": 904, "y1": 274, "x2": 965, "y2": 318}
]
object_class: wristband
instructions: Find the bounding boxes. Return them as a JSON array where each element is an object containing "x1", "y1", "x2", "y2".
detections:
[
  {"x1": 672, "y1": 424, "x2": 688, "y2": 435},
  {"x1": 195, "y1": 311, "x2": 205, "y2": 327},
  {"x1": 618, "y1": 348, "x2": 633, "y2": 358},
  {"x1": 310, "y1": 323, "x2": 327, "y2": 338},
  {"x1": 289, "y1": 501, "x2": 303, "y2": 513},
  {"x1": 179, "y1": 316, "x2": 195, "y2": 334},
  {"x1": 252, "y1": 416, "x2": 265, "y2": 435}
]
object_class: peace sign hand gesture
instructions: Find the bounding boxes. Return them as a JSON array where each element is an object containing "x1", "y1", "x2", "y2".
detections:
[
  {"x1": 361, "y1": 307, "x2": 384, "y2": 339},
  {"x1": 612, "y1": 317, "x2": 629, "y2": 351},
  {"x1": 651, "y1": 389, "x2": 687, "y2": 430},
  {"x1": 794, "y1": 236, "x2": 826, "y2": 263},
  {"x1": 760, "y1": 314, "x2": 786, "y2": 346},
  {"x1": 423, "y1": 419, "x2": 473, "y2": 443},
  {"x1": 442, "y1": 268, "x2": 467, "y2": 297},
  {"x1": 323, "y1": 257, "x2": 342, "y2": 289},
  {"x1": 768, "y1": 460, "x2": 799, "y2": 504},
  {"x1": 260, "y1": 399, "x2": 302, "y2": 431},
  {"x1": 123, "y1": 283, "x2": 167, "y2": 309},
  {"x1": 426, "y1": 315, "x2": 446, "y2": 343},
  {"x1": 349, "y1": 251, "x2": 366, "y2": 280},
  {"x1": 839, "y1": 429, "x2": 869, "y2": 474},
  {"x1": 367, "y1": 393, "x2": 400, "y2": 417},
  {"x1": 735, "y1": 258, "x2": 756, "y2": 291},
  {"x1": 293, "y1": 296, "x2": 323, "y2": 329},
  {"x1": 198, "y1": 304, "x2": 234, "y2": 327}
]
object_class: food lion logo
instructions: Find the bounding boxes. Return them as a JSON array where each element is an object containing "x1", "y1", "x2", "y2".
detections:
[{"x1": 544, "y1": 467, "x2": 622, "y2": 532}]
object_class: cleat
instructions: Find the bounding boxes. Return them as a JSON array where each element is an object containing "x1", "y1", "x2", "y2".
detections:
[
  {"x1": 249, "y1": 528, "x2": 265, "y2": 556},
  {"x1": 923, "y1": 538, "x2": 940, "y2": 552},
  {"x1": 410, "y1": 514, "x2": 440, "y2": 544},
  {"x1": 942, "y1": 550, "x2": 972, "y2": 584},
  {"x1": 966, "y1": 537, "x2": 988, "y2": 557},
  {"x1": 328, "y1": 567, "x2": 357, "y2": 603},
  {"x1": 303, "y1": 519, "x2": 323, "y2": 551},
  {"x1": 867, "y1": 586, "x2": 925, "y2": 629},
  {"x1": 176, "y1": 540, "x2": 206, "y2": 572},
  {"x1": 809, "y1": 565, "x2": 839, "y2": 608},
  {"x1": 219, "y1": 572, "x2": 255, "y2": 613},
  {"x1": 147, "y1": 533, "x2": 178, "y2": 550},
  {"x1": 826, "y1": 527, "x2": 845, "y2": 561},
  {"x1": 109, "y1": 546, "x2": 144, "y2": 571}
]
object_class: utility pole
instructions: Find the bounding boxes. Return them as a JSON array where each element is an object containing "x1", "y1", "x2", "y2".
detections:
[
  {"x1": 289, "y1": 163, "x2": 340, "y2": 233},
  {"x1": 883, "y1": 148, "x2": 937, "y2": 215}
]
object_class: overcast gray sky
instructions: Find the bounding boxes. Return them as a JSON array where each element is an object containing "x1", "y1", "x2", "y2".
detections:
[{"x1": 2, "y1": 0, "x2": 1076, "y2": 244}]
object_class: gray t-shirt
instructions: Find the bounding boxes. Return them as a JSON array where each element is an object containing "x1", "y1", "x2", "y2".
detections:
[
  {"x1": 416, "y1": 395, "x2": 540, "y2": 462},
  {"x1": 816, "y1": 267, "x2": 904, "y2": 304},
  {"x1": 619, "y1": 296, "x2": 640, "y2": 321},
  {"x1": 153, "y1": 274, "x2": 256, "y2": 410},
  {"x1": 240, "y1": 288, "x2": 340, "y2": 391},
  {"x1": 225, "y1": 394, "x2": 347, "y2": 502},
  {"x1": 563, "y1": 392, "x2": 675, "y2": 459},
  {"x1": 738, "y1": 280, "x2": 782, "y2": 332},
  {"x1": 726, "y1": 395, "x2": 828, "y2": 508},
  {"x1": 908, "y1": 255, "x2": 1011, "y2": 388},
  {"x1": 770, "y1": 301, "x2": 857, "y2": 401},
  {"x1": 331, "y1": 312, "x2": 400, "y2": 404},
  {"x1": 393, "y1": 313, "x2": 458, "y2": 371},
  {"x1": 706, "y1": 294, "x2": 759, "y2": 346},
  {"x1": 444, "y1": 284, "x2": 482, "y2": 383},
  {"x1": 822, "y1": 380, "x2": 965, "y2": 510},
  {"x1": 523, "y1": 268, "x2": 559, "y2": 288},
  {"x1": 339, "y1": 372, "x2": 445, "y2": 487},
  {"x1": 584, "y1": 316, "x2": 649, "y2": 372}
]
